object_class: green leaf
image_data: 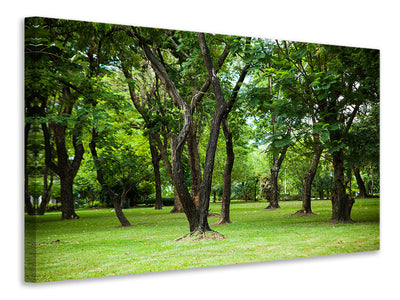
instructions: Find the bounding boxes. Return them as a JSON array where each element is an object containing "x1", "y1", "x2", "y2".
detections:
[
  {"x1": 327, "y1": 123, "x2": 340, "y2": 131},
  {"x1": 273, "y1": 136, "x2": 292, "y2": 148},
  {"x1": 320, "y1": 131, "x2": 330, "y2": 143}
]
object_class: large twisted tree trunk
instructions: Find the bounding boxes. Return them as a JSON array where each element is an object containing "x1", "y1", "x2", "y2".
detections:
[
  {"x1": 128, "y1": 28, "x2": 245, "y2": 238},
  {"x1": 59, "y1": 174, "x2": 79, "y2": 219},
  {"x1": 187, "y1": 121, "x2": 202, "y2": 208},
  {"x1": 326, "y1": 105, "x2": 358, "y2": 223},
  {"x1": 330, "y1": 148, "x2": 354, "y2": 223},
  {"x1": 195, "y1": 33, "x2": 233, "y2": 234},
  {"x1": 41, "y1": 87, "x2": 84, "y2": 220},
  {"x1": 42, "y1": 124, "x2": 82, "y2": 220},
  {"x1": 170, "y1": 133, "x2": 199, "y2": 231}
]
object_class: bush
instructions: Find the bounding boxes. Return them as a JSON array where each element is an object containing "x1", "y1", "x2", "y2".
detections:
[
  {"x1": 280, "y1": 194, "x2": 300, "y2": 201},
  {"x1": 46, "y1": 202, "x2": 61, "y2": 212},
  {"x1": 162, "y1": 198, "x2": 175, "y2": 206},
  {"x1": 232, "y1": 180, "x2": 258, "y2": 201},
  {"x1": 81, "y1": 200, "x2": 103, "y2": 209},
  {"x1": 144, "y1": 197, "x2": 175, "y2": 207}
]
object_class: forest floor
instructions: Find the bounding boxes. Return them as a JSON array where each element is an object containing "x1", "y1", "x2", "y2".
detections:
[{"x1": 25, "y1": 198, "x2": 380, "y2": 283}]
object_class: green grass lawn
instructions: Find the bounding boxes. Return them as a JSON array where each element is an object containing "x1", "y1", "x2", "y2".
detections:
[{"x1": 25, "y1": 198, "x2": 380, "y2": 283}]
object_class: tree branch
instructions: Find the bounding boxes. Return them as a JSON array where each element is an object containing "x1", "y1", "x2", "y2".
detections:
[
  {"x1": 197, "y1": 33, "x2": 227, "y2": 109},
  {"x1": 227, "y1": 64, "x2": 250, "y2": 110},
  {"x1": 343, "y1": 104, "x2": 360, "y2": 136},
  {"x1": 41, "y1": 122, "x2": 59, "y2": 175},
  {"x1": 190, "y1": 43, "x2": 230, "y2": 113}
]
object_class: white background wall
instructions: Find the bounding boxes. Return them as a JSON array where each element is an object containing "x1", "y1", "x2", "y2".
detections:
[{"x1": 3, "y1": 1, "x2": 398, "y2": 299}]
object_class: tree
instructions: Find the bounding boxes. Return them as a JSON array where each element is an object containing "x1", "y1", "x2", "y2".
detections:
[
  {"x1": 272, "y1": 41, "x2": 379, "y2": 222},
  {"x1": 25, "y1": 17, "x2": 379, "y2": 230},
  {"x1": 119, "y1": 27, "x2": 250, "y2": 236},
  {"x1": 194, "y1": 33, "x2": 250, "y2": 232},
  {"x1": 119, "y1": 27, "x2": 209, "y2": 232},
  {"x1": 89, "y1": 128, "x2": 134, "y2": 227},
  {"x1": 322, "y1": 46, "x2": 379, "y2": 222},
  {"x1": 87, "y1": 66, "x2": 153, "y2": 226},
  {"x1": 244, "y1": 39, "x2": 300, "y2": 209},
  {"x1": 115, "y1": 28, "x2": 203, "y2": 213},
  {"x1": 118, "y1": 53, "x2": 166, "y2": 210},
  {"x1": 216, "y1": 37, "x2": 251, "y2": 224},
  {"x1": 346, "y1": 105, "x2": 379, "y2": 198},
  {"x1": 250, "y1": 84, "x2": 296, "y2": 209},
  {"x1": 25, "y1": 18, "x2": 121, "y2": 219},
  {"x1": 296, "y1": 133, "x2": 323, "y2": 214},
  {"x1": 41, "y1": 85, "x2": 85, "y2": 220},
  {"x1": 25, "y1": 18, "x2": 85, "y2": 219}
]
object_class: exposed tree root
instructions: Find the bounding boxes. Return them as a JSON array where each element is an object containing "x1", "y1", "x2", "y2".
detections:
[
  {"x1": 292, "y1": 210, "x2": 317, "y2": 216},
  {"x1": 115, "y1": 224, "x2": 135, "y2": 228},
  {"x1": 169, "y1": 207, "x2": 185, "y2": 213},
  {"x1": 264, "y1": 206, "x2": 281, "y2": 210},
  {"x1": 213, "y1": 219, "x2": 233, "y2": 226},
  {"x1": 175, "y1": 230, "x2": 226, "y2": 242},
  {"x1": 62, "y1": 214, "x2": 80, "y2": 220},
  {"x1": 207, "y1": 212, "x2": 220, "y2": 217}
]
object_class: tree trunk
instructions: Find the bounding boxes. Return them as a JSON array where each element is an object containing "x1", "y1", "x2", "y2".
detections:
[
  {"x1": 37, "y1": 166, "x2": 53, "y2": 215},
  {"x1": 112, "y1": 191, "x2": 131, "y2": 227},
  {"x1": 187, "y1": 121, "x2": 202, "y2": 206},
  {"x1": 150, "y1": 134, "x2": 184, "y2": 213},
  {"x1": 24, "y1": 182, "x2": 34, "y2": 215},
  {"x1": 132, "y1": 28, "x2": 199, "y2": 230},
  {"x1": 196, "y1": 33, "x2": 231, "y2": 233},
  {"x1": 59, "y1": 174, "x2": 79, "y2": 220},
  {"x1": 41, "y1": 87, "x2": 83, "y2": 220},
  {"x1": 330, "y1": 149, "x2": 354, "y2": 223},
  {"x1": 149, "y1": 137, "x2": 163, "y2": 210},
  {"x1": 152, "y1": 135, "x2": 185, "y2": 214},
  {"x1": 170, "y1": 134, "x2": 198, "y2": 231},
  {"x1": 267, "y1": 165, "x2": 281, "y2": 209},
  {"x1": 265, "y1": 145, "x2": 289, "y2": 209},
  {"x1": 130, "y1": 29, "x2": 238, "y2": 237},
  {"x1": 370, "y1": 165, "x2": 374, "y2": 197},
  {"x1": 24, "y1": 122, "x2": 35, "y2": 215},
  {"x1": 169, "y1": 186, "x2": 185, "y2": 213},
  {"x1": 194, "y1": 34, "x2": 249, "y2": 235},
  {"x1": 296, "y1": 139, "x2": 322, "y2": 214},
  {"x1": 120, "y1": 185, "x2": 130, "y2": 209},
  {"x1": 324, "y1": 101, "x2": 358, "y2": 222},
  {"x1": 265, "y1": 71, "x2": 282, "y2": 210},
  {"x1": 54, "y1": 124, "x2": 82, "y2": 220},
  {"x1": 215, "y1": 118, "x2": 233, "y2": 225}
]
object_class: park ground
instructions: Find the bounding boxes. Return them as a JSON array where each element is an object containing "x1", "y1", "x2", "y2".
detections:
[{"x1": 25, "y1": 198, "x2": 379, "y2": 283}]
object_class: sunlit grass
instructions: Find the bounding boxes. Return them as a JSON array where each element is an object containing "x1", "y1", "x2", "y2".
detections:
[{"x1": 25, "y1": 198, "x2": 379, "y2": 282}]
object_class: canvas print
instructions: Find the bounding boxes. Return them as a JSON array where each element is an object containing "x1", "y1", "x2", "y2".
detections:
[{"x1": 24, "y1": 17, "x2": 380, "y2": 283}]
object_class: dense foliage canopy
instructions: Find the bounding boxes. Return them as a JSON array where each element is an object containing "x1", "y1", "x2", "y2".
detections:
[{"x1": 25, "y1": 17, "x2": 379, "y2": 231}]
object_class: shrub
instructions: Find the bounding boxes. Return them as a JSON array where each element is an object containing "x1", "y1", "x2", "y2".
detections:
[{"x1": 144, "y1": 197, "x2": 175, "y2": 207}]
